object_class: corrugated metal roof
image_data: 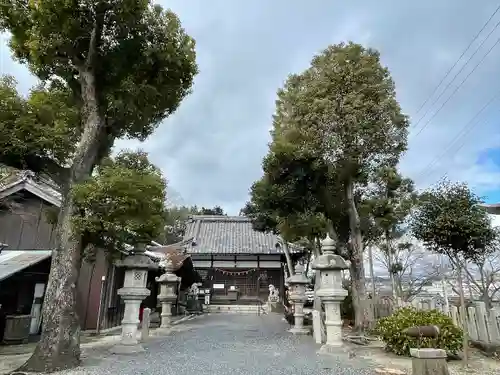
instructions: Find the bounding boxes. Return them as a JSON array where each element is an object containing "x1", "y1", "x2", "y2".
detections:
[
  {"x1": 0, "y1": 250, "x2": 52, "y2": 282},
  {"x1": 183, "y1": 215, "x2": 303, "y2": 255}
]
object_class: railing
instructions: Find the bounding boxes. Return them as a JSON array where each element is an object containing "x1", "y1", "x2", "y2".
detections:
[{"x1": 416, "y1": 299, "x2": 500, "y2": 344}]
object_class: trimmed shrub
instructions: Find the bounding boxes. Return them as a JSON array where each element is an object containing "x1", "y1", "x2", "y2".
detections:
[{"x1": 373, "y1": 307, "x2": 463, "y2": 356}]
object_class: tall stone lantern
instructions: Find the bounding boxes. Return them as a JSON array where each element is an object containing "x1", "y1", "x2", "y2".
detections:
[
  {"x1": 156, "y1": 258, "x2": 180, "y2": 328},
  {"x1": 110, "y1": 243, "x2": 158, "y2": 354},
  {"x1": 286, "y1": 263, "x2": 310, "y2": 335},
  {"x1": 312, "y1": 234, "x2": 348, "y2": 350}
]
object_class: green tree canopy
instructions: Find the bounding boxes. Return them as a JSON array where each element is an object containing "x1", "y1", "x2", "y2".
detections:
[
  {"x1": 249, "y1": 42, "x2": 409, "y2": 334},
  {"x1": 1, "y1": 1, "x2": 197, "y2": 179},
  {"x1": 410, "y1": 180, "x2": 497, "y2": 361},
  {"x1": 1, "y1": 1, "x2": 197, "y2": 371},
  {"x1": 159, "y1": 205, "x2": 226, "y2": 245},
  {"x1": 198, "y1": 205, "x2": 226, "y2": 216},
  {"x1": 410, "y1": 180, "x2": 497, "y2": 263},
  {"x1": 0, "y1": 76, "x2": 79, "y2": 179},
  {"x1": 71, "y1": 150, "x2": 166, "y2": 255},
  {"x1": 243, "y1": 175, "x2": 328, "y2": 242}
]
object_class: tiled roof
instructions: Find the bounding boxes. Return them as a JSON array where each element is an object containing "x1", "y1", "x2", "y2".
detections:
[
  {"x1": 183, "y1": 215, "x2": 304, "y2": 255},
  {"x1": 0, "y1": 169, "x2": 62, "y2": 207}
]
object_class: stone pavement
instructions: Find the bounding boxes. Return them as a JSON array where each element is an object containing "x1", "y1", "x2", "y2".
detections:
[{"x1": 41, "y1": 313, "x2": 376, "y2": 375}]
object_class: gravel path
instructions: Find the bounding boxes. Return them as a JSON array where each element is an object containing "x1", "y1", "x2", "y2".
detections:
[{"x1": 57, "y1": 314, "x2": 377, "y2": 375}]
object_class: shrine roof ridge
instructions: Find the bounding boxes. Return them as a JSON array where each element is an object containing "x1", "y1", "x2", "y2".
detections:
[{"x1": 184, "y1": 215, "x2": 305, "y2": 255}]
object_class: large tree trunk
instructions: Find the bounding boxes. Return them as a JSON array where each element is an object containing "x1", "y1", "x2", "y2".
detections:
[
  {"x1": 19, "y1": 67, "x2": 106, "y2": 373},
  {"x1": 349, "y1": 262, "x2": 364, "y2": 326},
  {"x1": 345, "y1": 178, "x2": 369, "y2": 334}
]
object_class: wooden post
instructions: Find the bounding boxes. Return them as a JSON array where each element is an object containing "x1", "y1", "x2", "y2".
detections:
[
  {"x1": 141, "y1": 308, "x2": 151, "y2": 341},
  {"x1": 410, "y1": 348, "x2": 449, "y2": 375},
  {"x1": 474, "y1": 302, "x2": 488, "y2": 342}
]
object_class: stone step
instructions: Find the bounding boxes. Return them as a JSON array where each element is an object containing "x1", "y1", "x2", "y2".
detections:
[{"x1": 204, "y1": 304, "x2": 269, "y2": 314}]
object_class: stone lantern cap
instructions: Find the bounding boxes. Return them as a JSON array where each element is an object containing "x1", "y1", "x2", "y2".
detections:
[
  {"x1": 286, "y1": 264, "x2": 309, "y2": 285},
  {"x1": 312, "y1": 234, "x2": 348, "y2": 271},
  {"x1": 156, "y1": 271, "x2": 180, "y2": 284},
  {"x1": 312, "y1": 253, "x2": 348, "y2": 270},
  {"x1": 320, "y1": 234, "x2": 335, "y2": 251},
  {"x1": 115, "y1": 244, "x2": 158, "y2": 271}
]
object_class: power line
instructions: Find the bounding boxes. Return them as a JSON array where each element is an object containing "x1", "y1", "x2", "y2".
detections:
[
  {"x1": 412, "y1": 34, "x2": 500, "y2": 139},
  {"x1": 432, "y1": 111, "x2": 499, "y2": 184},
  {"x1": 412, "y1": 17, "x2": 500, "y2": 132},
  {"x1": 415, "y1": 90, "x2": 500, "y2": 180},
  {"x1": 412, "y1": 4, "x2": 500, "y2": 122}
]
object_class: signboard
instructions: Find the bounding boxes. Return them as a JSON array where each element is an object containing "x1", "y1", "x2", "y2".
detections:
[{"x1": 213, "y1": 283, "x2": 225, "y2": 289}]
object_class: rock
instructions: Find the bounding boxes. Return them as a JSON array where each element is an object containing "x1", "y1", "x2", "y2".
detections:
[
  {"x1": 344, "y1": 335, "x2": 369, "y2": 345},
  {"x1": 470, "y1": 339, "x2": 500, "y2": 357},
  {"x1": 403, "y1": 325, "x2": 440, "y2": 339}
]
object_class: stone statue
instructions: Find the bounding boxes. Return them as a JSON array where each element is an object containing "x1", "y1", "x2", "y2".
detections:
[
  {"x1": 189, "y1": 283, "x2": 199, "y2": 296},
  {"x1": 268, "y1": 284, "x2": 279, "y2": 303}
]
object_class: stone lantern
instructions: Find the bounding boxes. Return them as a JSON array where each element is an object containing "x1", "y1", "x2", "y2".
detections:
[
  {"x1": 312, "y1": 234, "x2": 348, "y2": 350},
  {"x1": 286, "y1": 263, "x2": 310, "y2": 335},
  {"x1": 156, "y1": 258, "x2": 180, "y2": 328},
  {"x1": 110, "y1": 243, "x2": 158, "y2": 354}
]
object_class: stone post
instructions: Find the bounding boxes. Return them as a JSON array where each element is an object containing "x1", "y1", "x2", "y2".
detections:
[
  {"x1": 410, "y1": 348, "x2": 449, "y2": 375},
  {"x1": 313, "y1": 234, "x2": 348, "y2": 352},
  {"x1": 286, "y1": 264, "x2": 310, "y2": 335},
  {"x1": 141, "y1": 308, "x2": 151, "y2": 341},
  {"x1": 110, "y1": 243, "x2": 158, "y2": 354},
  {"x1": 156, "y1": 258, "x2": 180, "y2": 329}
]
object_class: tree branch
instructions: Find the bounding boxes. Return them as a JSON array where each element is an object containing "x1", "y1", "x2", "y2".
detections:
[{"x1": 85, "y1": 6, "x2": 105, "y2": 70}]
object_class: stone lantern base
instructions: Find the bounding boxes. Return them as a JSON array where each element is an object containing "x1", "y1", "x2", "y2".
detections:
[
  {"x1": 109, "y1": 288, "x2": 150, "y2": 354},
  {"x1": 109, "y1": 244, "x2": 158, "y2": 354},
  {"x1": 289, "y1": 326, "x2": 310, "y2": 335}
]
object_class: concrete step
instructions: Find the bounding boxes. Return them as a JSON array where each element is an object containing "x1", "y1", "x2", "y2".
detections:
[{"x1": 205, "y1": 304, "x2": 269, "y2": 314}]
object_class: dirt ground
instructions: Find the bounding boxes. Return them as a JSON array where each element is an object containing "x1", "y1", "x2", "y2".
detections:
[
  {"x1": 0, "y1": 316, "x2": 196, "y2": 374},
  {"x1": 353, "y1": 340, "x2": 499, "y2": 375}
]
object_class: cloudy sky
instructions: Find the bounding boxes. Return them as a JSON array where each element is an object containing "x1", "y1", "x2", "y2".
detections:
[{"x1": 2, "y1": 1, "x2": 500, "y2": 215}]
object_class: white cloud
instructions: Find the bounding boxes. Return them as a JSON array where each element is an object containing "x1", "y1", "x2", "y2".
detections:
[{"x1": 2, "y1": 1, "x2": 500, "y2": 213}]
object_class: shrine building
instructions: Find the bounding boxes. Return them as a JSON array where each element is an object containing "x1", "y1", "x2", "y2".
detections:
[{"x1": 182, "y1": 215, "x2": 305, "y2": 312}]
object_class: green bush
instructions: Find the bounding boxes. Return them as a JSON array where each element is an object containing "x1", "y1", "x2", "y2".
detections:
[{"x1": 373, "y1": 307, "x2": 463, "y2": 356}]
